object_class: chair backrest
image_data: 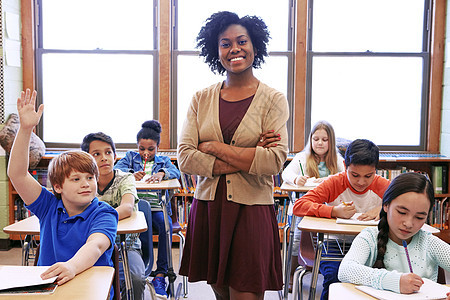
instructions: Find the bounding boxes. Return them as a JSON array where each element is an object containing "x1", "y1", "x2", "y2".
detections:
[
  {"x1": 34, "y1": 243, "x2": 121, "y2": 300},
  {"x1": 138, "y1": 199, "x2": 154, "y2": 277}
]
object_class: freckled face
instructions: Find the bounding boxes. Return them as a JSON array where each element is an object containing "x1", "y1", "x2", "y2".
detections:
[
  {"x1": 218, "y1": 24, "x2": 255, "y2": 75},
  {"x1": 384, "y1": 192, "x2": 430, "y2": 245}
]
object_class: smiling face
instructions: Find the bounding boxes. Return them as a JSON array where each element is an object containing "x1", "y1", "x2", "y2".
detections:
[
  {"x1": 53, "y1": 171, "x2": 97, "y2": 215},
  {"x1": 311, "y1": 128, "x2": 329, "y2": 160},
  {"x1": 138, "y1": 138, "x2": 158, "y2": 162},
  {"x1": 346, "y1": 164, "x2": 376, "y2": 192},
  {"x1": 384, "y1": 192, "x2": 430, "y2": 245},
  {"x1": 218, "y1": 24, "x2": 255, "y2": 75},
  {"x1": 88, "y1": 140, "x2": 116, "y2": 178}
]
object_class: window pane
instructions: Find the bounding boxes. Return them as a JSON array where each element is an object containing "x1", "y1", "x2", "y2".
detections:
[
  {"x1": 176, "y1": 55, "x2": 288, "y2": 139},
  {"x1": 42, "y1": 0, "x2": 154, "y2": 50},
  {"x1": 310, "y1": 56, "x2": 423, "y2": 146},
  {"x1": 42, "y1": 53, "x2": 153, "y2": 144},
  {"x1": 177, "y1": 0, "x2": 290, "y2": 51},
  {"x1": 312, "y1": 0, "x2": 425, "y2": 52}
]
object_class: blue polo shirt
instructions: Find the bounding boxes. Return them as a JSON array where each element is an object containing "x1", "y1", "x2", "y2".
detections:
[{"x1": 26, "y1": 187, "x2": 118, "y2": 267}]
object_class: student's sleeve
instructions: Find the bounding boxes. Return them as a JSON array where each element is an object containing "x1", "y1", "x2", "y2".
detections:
[
  {"x1": 114, "y1": 152, "x2": 134, "y2": 172},
  {"x1": 428, "y1": 234, "x2": 450, "y2": 272},
  {"x1": 88, "y1": 207, "x2": 119, "y2": 249},
  {"x1": 282, "y1": 152, "x2": 304, "y2": 185},
  {"x1": 338, "y1": 229, "x2": 402, "y2": 293},
  {"x1": 159, "y1": 156, "x2": 181, "y2": 180},
  {"x1": 292, "y1": 179, "x2": 336, "y2": 218}
]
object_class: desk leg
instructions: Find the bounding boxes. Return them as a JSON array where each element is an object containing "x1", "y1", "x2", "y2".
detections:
[
  {"x1": 161, "y1": 194, "x2": 176, "y2": 300},
  {"x1": 283, "y1": 214, "x2": 296, "y2": 300},
  {"x1": 120, "y1": 235, "x2": 134, "y2": 300},
  {"x1": 309, "y1": 233, "x2": 324, "y2": 300}
]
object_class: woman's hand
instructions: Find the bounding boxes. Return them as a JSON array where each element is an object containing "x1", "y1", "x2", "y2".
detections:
[
  {"x1": 399, "y1": 273, "x2": 424, "y2": 294},
  {"x1": 257, "y1": 130, "x2": 280, "y2": 148}
]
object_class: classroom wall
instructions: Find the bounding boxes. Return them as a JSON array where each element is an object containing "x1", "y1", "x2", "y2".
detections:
[
  {"x1": 442, "y1": 1, "x2": 450, "y2": 156},
  {"x1": 1, "y1": 0, "x2": 22, "y2": 241}
]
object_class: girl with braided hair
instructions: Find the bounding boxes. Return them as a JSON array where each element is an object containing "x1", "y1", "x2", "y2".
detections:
[{"x1": 338, "y1": 172, "x2": 450, "y2": 298}]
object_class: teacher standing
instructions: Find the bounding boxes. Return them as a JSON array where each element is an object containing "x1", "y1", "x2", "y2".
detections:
[{"x1": 177, "y1": 11, "x2": 289, "y2": 300}]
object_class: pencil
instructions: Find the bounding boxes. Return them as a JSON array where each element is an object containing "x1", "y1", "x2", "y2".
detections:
[
  {"x1": 143, "y1": 156, "x2": 148, "y2": 172},
  {"x1": 402, "y1": 240, "x2": 414, "y2": 273},
  {"x1": 299, "y1": 162, "x2": 305, "y2": 176}
]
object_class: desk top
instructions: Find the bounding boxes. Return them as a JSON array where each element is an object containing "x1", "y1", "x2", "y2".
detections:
[
  {"x1": 280, "y1": 182, "x2": 313, "y2": 193},
  {"x1": 329, "y1": 282, "x2": 450, "y2": 300},
  {"x1": 0, "y1": 266, "x2": 114, "y2": 300},
  {"x1": 3, "y1": 211, "x2": 147, "y2": 236},
  {"x1": 135, "y1": 178, "x2": 181, "y2": 190},
  {"x1": 298, "y1": 216, "x2": 440, "y2": 236}
]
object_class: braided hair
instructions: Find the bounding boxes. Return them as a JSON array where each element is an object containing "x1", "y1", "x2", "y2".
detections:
[{"x1": 373, "y1": 172, "x2": 434, "y2": 268}]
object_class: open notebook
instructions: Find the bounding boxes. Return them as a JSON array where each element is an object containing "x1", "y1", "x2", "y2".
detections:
[
  {"x1": 0, "y1": 266, "x2": 57, "y2": 295},
  {"x1": 336, "y1": 213, "x2": 379, "y2": 226},
  {"x1": 355, "y1": 278, "x2": 450, "y2": 300}
]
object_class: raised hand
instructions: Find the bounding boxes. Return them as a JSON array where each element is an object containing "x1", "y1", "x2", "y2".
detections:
[{"x1": 17, "y1": 89, "x2": 44, "y2": 130}]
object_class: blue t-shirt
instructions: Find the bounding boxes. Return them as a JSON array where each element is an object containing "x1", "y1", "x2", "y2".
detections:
[{"x1": 26, "y1": 187, "x2": 118, "y2": 267}]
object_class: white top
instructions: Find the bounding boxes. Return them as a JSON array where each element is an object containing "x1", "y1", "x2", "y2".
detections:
[
  {"x1": 338, "y1": 227, "x2": 450, "y2": 293},
  {"x1": 281, "y1": 151, "x2": 345, "y2": 185}
]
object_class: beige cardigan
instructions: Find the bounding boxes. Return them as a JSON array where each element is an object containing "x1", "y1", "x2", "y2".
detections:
[{"x1": 177, "y1": 81, "x2": 289, "y2": 205}]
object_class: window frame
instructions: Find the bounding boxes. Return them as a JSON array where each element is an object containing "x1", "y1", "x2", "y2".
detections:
[{"x1": 33, "y1": 0, "x2": 159, "y2": 149}]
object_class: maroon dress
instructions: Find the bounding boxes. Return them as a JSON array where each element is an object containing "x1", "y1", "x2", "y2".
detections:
[{"x1": 179, "y1": 95, "x2": 283, "y2": 293}]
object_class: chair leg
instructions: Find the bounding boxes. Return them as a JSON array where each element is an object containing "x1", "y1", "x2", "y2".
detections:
[
  {"x1": 292, "y1": 266, "x2": 310, "y2": 300},
  {"x1": 175, "y1": 231, "x2": 188, "y2": 297}
]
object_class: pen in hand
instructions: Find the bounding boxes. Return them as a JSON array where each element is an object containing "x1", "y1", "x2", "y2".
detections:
[{"x1": 402, "y1": 240, "x2": 414, "y2": 273}]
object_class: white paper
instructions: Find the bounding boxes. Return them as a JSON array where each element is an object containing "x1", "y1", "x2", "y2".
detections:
[
  {"x1": 5, "y1": 12, "x2": 20, "y2": 40},
  {"x1": 304, "y1": 177, "x2": 321, "y2": 187},
  {"x1": 336, "y1": 213, "x2": 379, "y2": 226},
  {"x1": 4, "y1": 40, "x2": 21, "y2": 67},
  {"x1": 355, "y1": 278, "x2": 450, "y2": 299},
  {"x1": 0, "y1": 266, "x2": 57, "y2": 290}
]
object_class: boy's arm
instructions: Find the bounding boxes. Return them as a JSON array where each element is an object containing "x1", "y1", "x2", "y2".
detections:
[
  {"x1": 115, "y1": 193, "x2": 135, "y2": 220},
  {"x1": 40, "y1": 232, "x2": 111, "y2": 285},
  {"x1": 7, "y1": 90, "x2": 44, "y2": 206}
]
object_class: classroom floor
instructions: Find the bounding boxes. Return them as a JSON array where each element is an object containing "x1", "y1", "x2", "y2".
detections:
[{"x1": 0, "y1": 242, "x2": 323, "y2": 299}]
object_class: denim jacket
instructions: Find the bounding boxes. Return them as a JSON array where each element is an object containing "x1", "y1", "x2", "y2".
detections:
[{"x1": 114, "y1": 151, "x2": 181, "y2": 214}]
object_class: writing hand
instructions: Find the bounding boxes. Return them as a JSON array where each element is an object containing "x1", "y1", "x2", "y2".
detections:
[
  {"x1": 294, "y1": 175, "x2": 309, "y2": 186},
  {"x1": 41, "y1": 262, "x2": 76, "y2": 286},
  {"x1": 400, "y1": 273, "x2": 424, "y2": 294},
  {"x1": 446, "y1": 291, "x2": 450, "y2": 300},
  {"x1": 134, "y1": 171, "x2": 146, "y2": 181},
  {"x1": 17, "y1": 89, "x2": 44, "y2": 130},
  {"x1": 358, "y1": 205, "x2": 381, "y2": 221},
  {"x1": 257, "y1": 130, "x2": 281, "y2": 148},
  {"x1": 331, "y1": 202, "x2": 356, "y2": 219}
]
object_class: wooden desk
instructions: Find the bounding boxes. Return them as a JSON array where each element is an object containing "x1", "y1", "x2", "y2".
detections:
[
  {"x1": 0, "y1": 266, "x2": 114, "y2": 300},
  {"x1": 3, "y1": 211, "x2": 147, "y2": 300},
  {"x1": 329, "y1": 282, "x2": 450, "y2": 300},
  {"x1": 298, "y1": 216, "x2": 440, "y2": 300},
  {"x1": 279, "y1": 182, "x2": 313, "y2": 300}
]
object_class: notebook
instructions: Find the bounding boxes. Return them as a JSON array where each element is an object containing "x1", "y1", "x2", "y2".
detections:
[
  {"x1": 336, "y1": 213, "x2": 379, "y2": 226},
  {"x1": 355, "y1": 278, "x2": 450, "y2": 300},
  {"x1": 0, "y1": 266, "x2": 57, "y2": 295}
]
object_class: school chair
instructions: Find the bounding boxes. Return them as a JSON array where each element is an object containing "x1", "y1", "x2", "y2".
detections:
[
  {"x1": 292, "y1": 232, "x2": 351, "y2": 300},
  {"x1": 137, "y1": 199, "x2": 188, "y2": 298},
  {"x1": 33, "y1": 243, "x2": 121, "y2": 300}
]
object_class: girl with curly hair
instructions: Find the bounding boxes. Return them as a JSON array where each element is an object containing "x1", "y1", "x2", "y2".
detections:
[{"x1": 177, "y1": 11, "x2": 288, "y2": 300}]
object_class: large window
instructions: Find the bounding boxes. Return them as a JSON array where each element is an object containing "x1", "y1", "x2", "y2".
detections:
[
  {"x1": 35, "y1": 0, "x2": 158, "y2": 147},
  {"x1": 171, "y1": 0, "x2": 295, "y2": 148},
  {"x1": 306, "y1": 0, "x2": 431, "y2": 150}
]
